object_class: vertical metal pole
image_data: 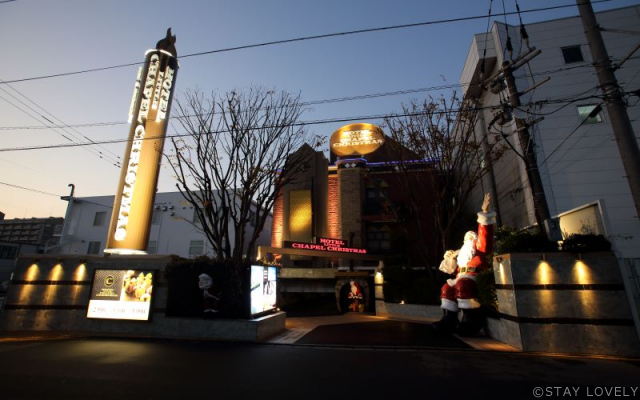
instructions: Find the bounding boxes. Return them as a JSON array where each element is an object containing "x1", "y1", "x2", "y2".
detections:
[
  {"x1": 502, "y1": 61, "x2": 554, "y2": 237},
  {"x1": 476, "y1": 105, "x2": 502, "y2": 226},
  {"x1": 577, "y1": 0, "x2": 640, "y2": 219}
]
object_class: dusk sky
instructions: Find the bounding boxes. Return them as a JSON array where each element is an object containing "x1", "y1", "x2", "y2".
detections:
[{"x1": 1, "y1": 0, "x2": 638, "y2": 219}]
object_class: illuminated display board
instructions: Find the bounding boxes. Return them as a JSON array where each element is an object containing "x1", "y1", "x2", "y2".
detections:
[
  {"x1": 330, "y1": 123, "x2": 385, "y2": 157},
  {"x1": 250, "y1": 265, "x2": 277, "y2": 317},
  {"x1": 283, "y1": 238, "x2": 367, "y2": 254},
  {"x1": 87, "y1": 269, "x2": 154, "y2": 321}
]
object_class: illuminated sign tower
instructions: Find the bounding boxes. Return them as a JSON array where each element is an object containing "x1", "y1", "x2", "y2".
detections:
[{"x1": 104, "y1": 29, "x2": 179, "y2": 255}]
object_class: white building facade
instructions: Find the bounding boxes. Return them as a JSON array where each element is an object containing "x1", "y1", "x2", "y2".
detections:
[
  {"x1": 462, "y1": 5, "x2": 640, "y2": 257},
  {"x1": 56, "y1": 191, "x2": 272, "y2": 259},
  {"x1": 461, "y1": 5, "x2": 640, "y2": 336}
]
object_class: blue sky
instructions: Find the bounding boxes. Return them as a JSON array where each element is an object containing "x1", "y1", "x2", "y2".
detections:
[{"x1": 1, "y1": 0, "x2": 638, "y2": 219}]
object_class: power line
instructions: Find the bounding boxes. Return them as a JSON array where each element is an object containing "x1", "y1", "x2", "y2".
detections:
[
  {"x1": 0, "y1": 83, "x2": 462, "y2": 131},
  {"x1": 0, "y1": 1, "x2": 613, "y2": 86},
  {"x1": 0, "y1": 78, "x2": 122, "y2": 167},
  {"x1": 1, "y1": 61, "x2": 614, "y2": 132},
  {"x1": 539, "y1": 103, "x2": 604, "y2": 167},
  {"x1": 0, "y1": 86, "x2": 122, "y2": 167},
  {"x1": 0, "y1": 96, "x2": 602, "y2": 154},
  {"x1": 0, "y1": 181, "x2": 60, "y2": 197}
]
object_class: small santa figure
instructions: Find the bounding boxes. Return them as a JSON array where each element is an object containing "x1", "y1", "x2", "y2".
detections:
[
  {"x1": 434, "y1": 193, "x2": 496, "y2": 336},
  {"x1": 348, "y1": 280, "x2": 364, "y2": 312},
  {"x1": 198, "y1": 273, "x2": 220, "y2": 315}
]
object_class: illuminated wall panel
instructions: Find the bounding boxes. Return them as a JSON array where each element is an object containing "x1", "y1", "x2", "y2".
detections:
[
  {"x1": 271, "y1": 191, "x2": 284, "y2": 247},
  {"x1": 289, "y1": 190, "x2": 312, "y2": 242},
  {"x1": 327, "y1": 175, "x2": 340, "y2": 239}
]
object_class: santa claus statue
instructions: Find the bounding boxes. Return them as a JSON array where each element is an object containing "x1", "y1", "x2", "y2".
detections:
[
  {"x1": 348, "y1": 281, "x2": 364, "y2": 312},
  {"x1": 434, "y1": 193, "x2": 496, "y2": 336}
]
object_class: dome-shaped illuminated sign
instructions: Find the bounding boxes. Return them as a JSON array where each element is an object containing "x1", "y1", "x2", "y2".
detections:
[{"x1": 330, "y1": 123, "x2": 385, "y2": 157}]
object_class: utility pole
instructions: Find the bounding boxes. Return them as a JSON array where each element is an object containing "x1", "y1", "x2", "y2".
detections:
[
  {"x1": 577, "y1": 0, "x2": 640, "y2": 219},
  {"x1": 501, "y1": 55, "x2": 559, "y2": 240}
]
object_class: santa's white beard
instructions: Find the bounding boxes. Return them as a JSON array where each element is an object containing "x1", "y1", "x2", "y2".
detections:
[{"x1": 457, "y1": 240, "x2": 476, "y2": 268}]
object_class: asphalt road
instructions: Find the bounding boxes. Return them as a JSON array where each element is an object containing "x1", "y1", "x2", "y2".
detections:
[{"x1": 0, "y1": 337, "x2": 638, "y2": 400}]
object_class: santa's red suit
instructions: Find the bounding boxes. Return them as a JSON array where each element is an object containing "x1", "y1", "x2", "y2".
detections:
[{"x1": 439, "y1": 210, "x2": 496, "y2": 312}]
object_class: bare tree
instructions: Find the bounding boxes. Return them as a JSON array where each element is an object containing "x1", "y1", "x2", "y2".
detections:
[
  {"x1": 167, "y1": 87, "x2": 323, "y2": 262},
  {"x1": 384, "y1": 94, "x2": 506, "y2": 263}
]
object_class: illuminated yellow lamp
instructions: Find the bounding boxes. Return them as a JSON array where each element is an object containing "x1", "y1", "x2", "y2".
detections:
[
  {"x1": 573, "y1": 260, "x2": 592, "y2": 285},
  {"x1": 74, "y1": 263, "x2": 87, "y2": 281},
  {"x1": 536, "y1": 261, "x2": 554, "y2": 285},
  {"x1": 495, "y1": 260, "x2": 507, "y2": 285},
  {"x1": 374, "y1": 271, "x2": 383, "y2": 285},
  {"x1": 25, "y1": 263, "x2": 40, "y2": 282},
  {"x1": 48, "y1": 263, "x2": 64, "y2": 281},
  {"x1": 400, "y1": 300, "x2": 405, "y2": 305}
]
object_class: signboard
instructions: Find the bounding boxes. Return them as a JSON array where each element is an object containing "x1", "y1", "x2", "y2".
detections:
[
  {"x1": 283, "y1": 239, "x2": 367, "y2": 254},
  {"x1": 105, "y1": 30, "x2": 179, "y2": 254},
  {"x1": 330, "y1": 123, "x2": 385, "y2": 157},
  {"x1": 87, "y1": 269, "x2": 154, "y2": 321},
  {"x1": 250, "y1": 265, "x2": 277, "y2": 317}
]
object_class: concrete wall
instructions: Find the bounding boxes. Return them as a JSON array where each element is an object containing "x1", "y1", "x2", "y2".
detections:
[
  {"x1": 489, "y1": 252, "x2": 640, "y2": 356},
  {"x1": 376, "y1": 301, "x2": 442, "y2": 322},
  {"x1": 0, "y1": 254, "x2": 284, "y2": 342}
]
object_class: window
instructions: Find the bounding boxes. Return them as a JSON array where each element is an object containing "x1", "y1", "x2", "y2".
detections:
[
  {"x1": 87, "y1": 241, "x2": 101, "y2": 255},
  {"x1": 561, "y1": 45, "x2": 584, "y2": 64},
  {"x1": 93, "y1": 211, "x2": 106, "y2": 226},
  {"x1": 147, "y1": 240, "x2": 158, "y2": 254},
  {"x1": 366, "y1": 224, "x2": 391, "y2": 251},
  {"x1": 152, "y1": 209, "x2": 162, "y2": 225},
  {"x1": 249, "y1": 210, "x2": 256, "y2": 227},
  {"x1": 189, "y1": 240, "x2": 204, "y2": 257},
  {"x1": 192, "y1": 209, "x2": 201, "y2": 224},
  {"x1": 0, "y1": 245, "x2": 17, "y2": 259},
  {"x1": 577, "y1": 105, "x2": 603, "y2": 124}
]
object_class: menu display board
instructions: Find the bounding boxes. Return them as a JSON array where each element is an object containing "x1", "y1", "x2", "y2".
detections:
[
  {"x1": 250, "y1": 265, "x2": 277, "y2": 317},
  {"x1": 87, "y1": 269, "x2": 154, "y2": 321}
]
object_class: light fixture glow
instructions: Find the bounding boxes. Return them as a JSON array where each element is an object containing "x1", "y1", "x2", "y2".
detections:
[
  {"x1": 536, "y1": 261, "x2": 553, "y2": 285},
  {"x1": 75, "y1": 263, "x2": 87, "y2": 281},
  {"x1": 573, "y1": 261, "x2": 591, "y2": 284},
  {"x1": 25, "y1": 264, "x2": 40, "y2": 282}
]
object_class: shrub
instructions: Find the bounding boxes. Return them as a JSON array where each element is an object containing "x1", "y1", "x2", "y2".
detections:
[
  {"x1": 495, "y1": 226, "x2": 558, "y2": 253},
  {"x1": 561, "y1": 233, "x2": 611, "y2": 252},
  {"x1": 475, "y1": 268, "x2": 498, "y2": 312}
]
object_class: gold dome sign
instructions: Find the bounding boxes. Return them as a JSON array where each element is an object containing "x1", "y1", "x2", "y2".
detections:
[{"x1": 330, "y1": 123, "x2": 384, "y2": 157}]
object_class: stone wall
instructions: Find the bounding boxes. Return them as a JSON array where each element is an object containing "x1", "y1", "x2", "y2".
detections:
[
  {"x1": 489, "y1": 252, "x2": 640, "y2": 356},
  {"x1": 0, "y1": 254, "x2": 284, "y2": 342}
]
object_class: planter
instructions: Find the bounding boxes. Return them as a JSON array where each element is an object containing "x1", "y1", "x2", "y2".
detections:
[{"x1": 487, "y1": 252, "x2": 640, "y2": 356}]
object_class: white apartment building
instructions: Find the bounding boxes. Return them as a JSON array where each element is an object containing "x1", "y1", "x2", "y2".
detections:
[
  {"x1": 55, "y1": 191, "x2": 272, "y2": 258},
  {"x1": 462, "y1": 5, "x2": 640, "y2": 257},
  {"x1": 460, "y1": 5, "x2": 640, "y2": 335}
]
